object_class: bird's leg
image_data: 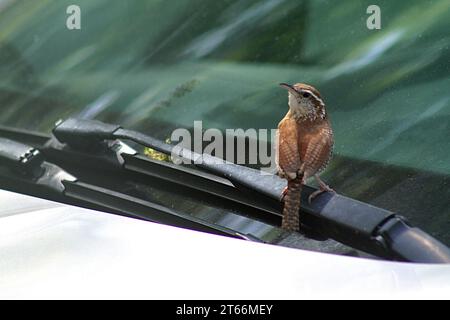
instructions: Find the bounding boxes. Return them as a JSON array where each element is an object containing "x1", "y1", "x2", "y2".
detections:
[
  {"x1": 280, "y1": 169, "x2": 304, "y2": 202},
  {"x1": 308, "y1": 175, "x2": 335, "y2": 204}
]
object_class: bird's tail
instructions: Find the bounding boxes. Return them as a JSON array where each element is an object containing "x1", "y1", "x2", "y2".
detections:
[{"x1": 281, "y1": 174, "x2": 304, "y2": 232}]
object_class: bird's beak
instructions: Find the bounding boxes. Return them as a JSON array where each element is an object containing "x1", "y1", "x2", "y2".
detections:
[{"x1": 279, "y1": 83, "x2": 297, "y2": 95}]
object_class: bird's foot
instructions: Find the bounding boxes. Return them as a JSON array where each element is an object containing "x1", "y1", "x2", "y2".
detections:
[
  {"x1": 280, "y1": 169, "x2": 304, "y2": 202},
  {"x1": 280, "y1": 186, "x2": 288, "y2": 202},
  {"x1": 276, "y1": 168, "x2": 286, "y2": 179},
  {"x1": 308, "y1": 180, "x2": 335, "y2": 204}
]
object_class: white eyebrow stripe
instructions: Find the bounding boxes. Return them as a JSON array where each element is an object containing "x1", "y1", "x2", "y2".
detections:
[{"x1": 301, "y1": 89, "x2": 325, "y2": 107}]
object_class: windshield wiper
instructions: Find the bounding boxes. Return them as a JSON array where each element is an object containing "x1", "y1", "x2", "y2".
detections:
[
  {"x1": 0, "y1": 137, "x2": 259, "y2": 241},
  {"x1": 1, "y1": 118, "x2": 450, "y2": 263}
]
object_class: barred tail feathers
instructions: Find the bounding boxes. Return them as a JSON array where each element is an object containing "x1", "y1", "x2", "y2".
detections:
[{"x1": 281, "y1": 175, "x2": 303, "y2": 231}]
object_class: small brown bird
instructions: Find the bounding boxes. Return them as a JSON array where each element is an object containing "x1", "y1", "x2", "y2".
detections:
[{"x1": 276, "y1": 83, "x2": 334, "y2": 231}]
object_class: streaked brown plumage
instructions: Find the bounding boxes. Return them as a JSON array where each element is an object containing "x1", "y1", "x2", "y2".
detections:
[{"x1": 276, "y1": 83, "x2": 334, "y2": 231}]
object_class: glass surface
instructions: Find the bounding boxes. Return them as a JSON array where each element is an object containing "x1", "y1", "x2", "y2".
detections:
[{"x1": 0, "y1": 0, "x2": 449, "y2": 245}]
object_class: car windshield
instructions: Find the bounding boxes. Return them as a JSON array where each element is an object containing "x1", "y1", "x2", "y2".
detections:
[{"x1": 0, "y1": 0, "x2": 449, "y2": 246}]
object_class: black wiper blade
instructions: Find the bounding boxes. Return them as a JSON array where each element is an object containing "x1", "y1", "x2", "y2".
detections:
[
  {"x1": 63, "y1": 180, "x2": 259, "y2": 241},
  {"x1": 0, "y1": 137, "x2": 257, "y2": 242}
]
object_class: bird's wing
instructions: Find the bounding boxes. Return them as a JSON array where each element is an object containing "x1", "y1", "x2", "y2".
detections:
[
  {"x1": 276, "y1": 117, "x2": 301, "y2": 178},
  {"x1": 301, "y1": 125, "x2": 333, "y2": 177}
]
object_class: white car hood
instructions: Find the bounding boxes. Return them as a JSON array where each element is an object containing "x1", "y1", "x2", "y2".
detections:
[{"x1": 0, "y1": 189, "x2": 449, "y2": 299}]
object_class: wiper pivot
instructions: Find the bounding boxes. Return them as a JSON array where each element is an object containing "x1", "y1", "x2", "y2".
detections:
[{"x1": 0, "y1": 137, "x2": 44, "y2": 178}]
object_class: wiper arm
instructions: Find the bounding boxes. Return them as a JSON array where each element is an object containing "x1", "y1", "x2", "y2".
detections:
[{"x1": 53, "y1": 118, "x2": 281, "y2": 199}]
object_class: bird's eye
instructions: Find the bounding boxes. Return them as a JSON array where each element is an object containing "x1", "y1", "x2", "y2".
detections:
[{"x1": 302, "y1": 92, "x2": 310, "y2": 98}]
